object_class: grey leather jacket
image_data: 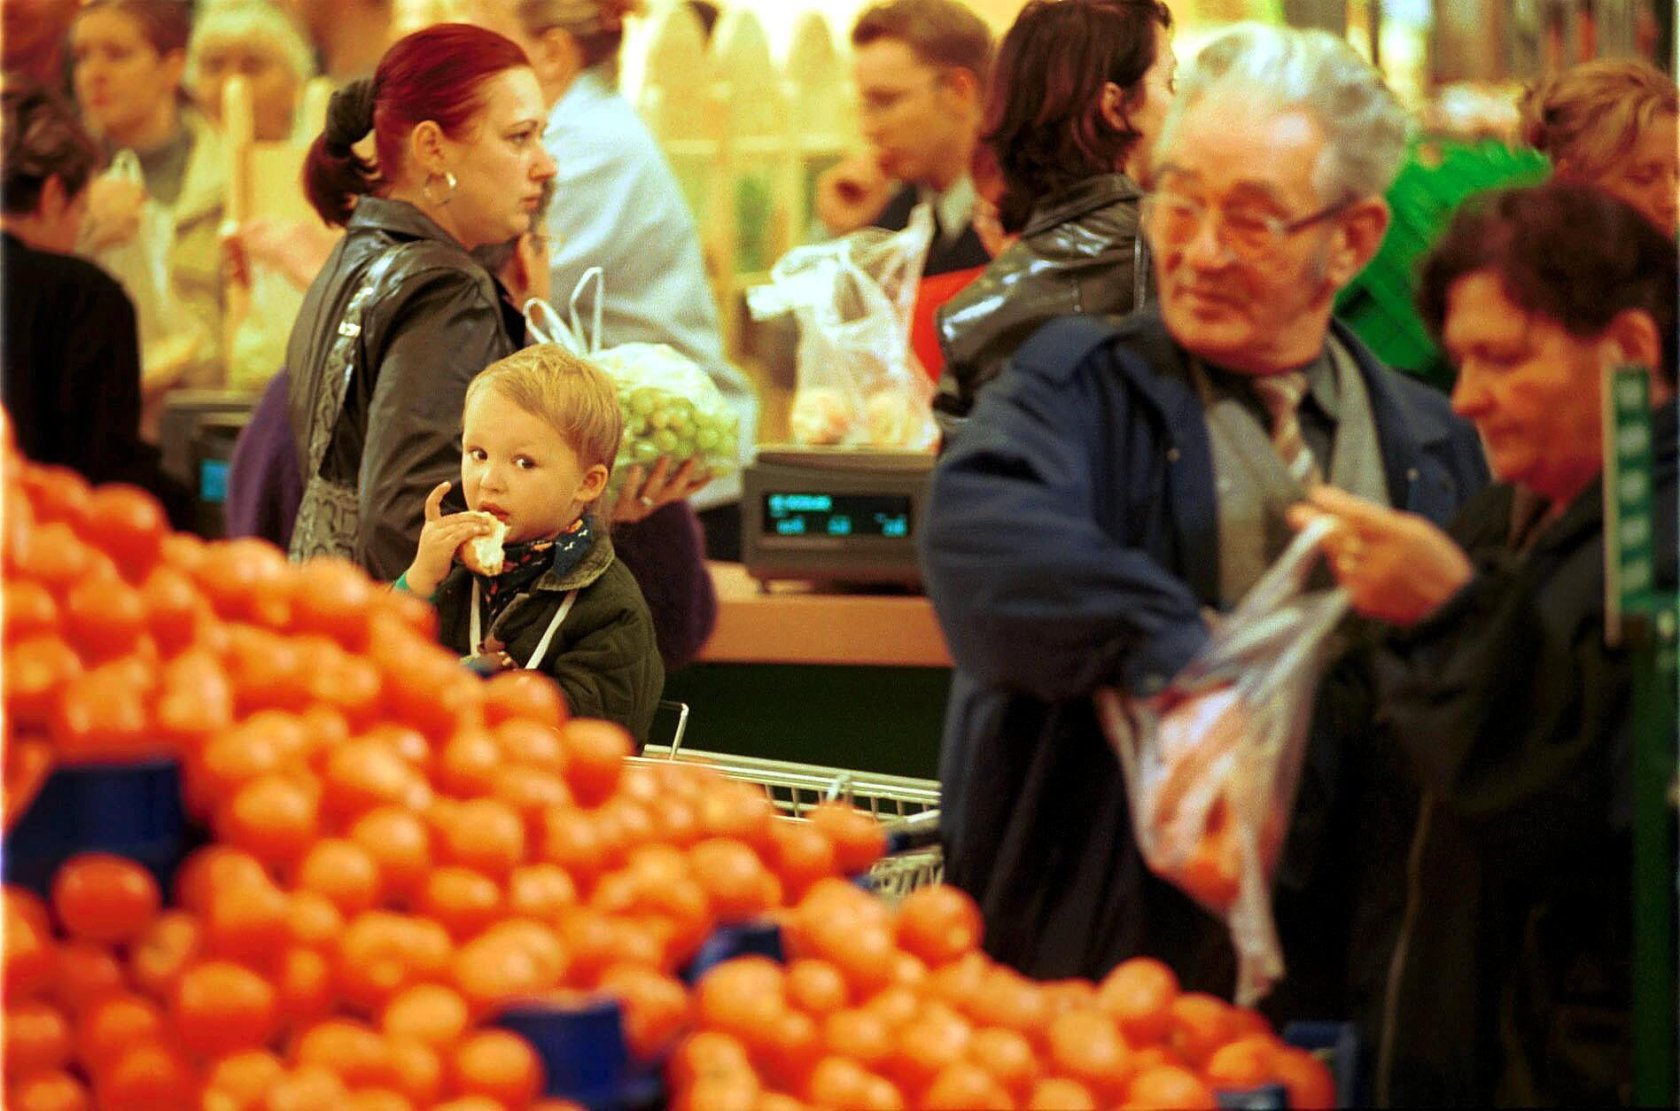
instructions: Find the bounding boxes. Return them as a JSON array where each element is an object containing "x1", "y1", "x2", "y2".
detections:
[
  {"x1": 286, "y1": 197, "x2": 522, "y2": 580},
  {"x1": 933, "y1": 173, "x2": 1150, "y2": 436}
]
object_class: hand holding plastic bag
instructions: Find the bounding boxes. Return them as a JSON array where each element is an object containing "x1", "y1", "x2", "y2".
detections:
[
  {"x1": 1097, "y1": 517, "x2": 1350, "y2": 1005},
  {"x1": 748, "y1": 205, "x2": 937, "y2": 451},
  {"x1": 524, "y1": 271, "x2": 740, "y2": 499}
]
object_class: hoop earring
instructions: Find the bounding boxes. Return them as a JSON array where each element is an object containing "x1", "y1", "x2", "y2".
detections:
[{"x1": 422, "y1": 170, "x2": 458, "y2": 206}]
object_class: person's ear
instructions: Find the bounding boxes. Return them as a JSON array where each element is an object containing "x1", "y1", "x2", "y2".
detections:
[
  {"x1": 1099, "y1": 80, "x2": 1130, "y2": 131},
  {"x1": 580, "y1": 462, "x2": 610, "y2": 503},
  {"x1": 939, "y1": 65, "x2": 983, "y2": 113},
  {"x1": 160, "y1": 48, "x2": 188, "y2": 92},
  {"x1": 1325, "y1": 196, "x2": 1390, "y2": 287},
  {"x1": 1602, "y1": 309, "x2": 1668, "y2": 407},
  {"x1": 408, "y1": 119, "x2": 448, "y2": 177},
  {"x1": 39, "y1": 173, "x2": 69, "y2": 221},
  {"x1": 534, "y1": 27, "x2": 583, "y2": 92}
]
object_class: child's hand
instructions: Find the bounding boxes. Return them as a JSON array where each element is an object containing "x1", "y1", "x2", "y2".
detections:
[{"x1": 403, "y1": 481, "x2": 493, "y2": 597}]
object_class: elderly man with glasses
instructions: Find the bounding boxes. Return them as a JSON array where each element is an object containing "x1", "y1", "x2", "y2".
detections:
[{"x1": 918, "y1": 24, "x2": 1489, "y2": 1004}]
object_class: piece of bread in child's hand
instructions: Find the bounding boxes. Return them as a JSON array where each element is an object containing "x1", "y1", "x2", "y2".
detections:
[{"x1": 457, "y1": 514, "x2": 508, "y2": 575}]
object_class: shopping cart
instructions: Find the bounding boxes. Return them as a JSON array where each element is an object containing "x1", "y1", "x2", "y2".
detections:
[{"x1": 634, "y1": 702, "x2": 945, "y2": 903}]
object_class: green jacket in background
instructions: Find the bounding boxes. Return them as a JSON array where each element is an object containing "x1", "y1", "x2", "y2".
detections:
[{"x1": 1337, "y1": 138, "x2": 1550, "y2": 391}]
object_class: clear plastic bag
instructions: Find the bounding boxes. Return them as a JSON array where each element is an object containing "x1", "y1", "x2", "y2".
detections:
[
  {"x1": 747, "y1": 205, "x2": 936, "y2": 451},
  {"x1": 1096, "y1": 517, "x2": 1350, "y2": 1005},
  {"x1": 86, "y1": 150, "x2": 205, "y2": 391},
  {"x1": 524, "y1": 270, "x2": 741, "y2": 490}
]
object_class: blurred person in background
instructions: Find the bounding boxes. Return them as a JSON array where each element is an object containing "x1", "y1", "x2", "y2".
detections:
[
  {"x1": 286, "y1": 22, "x2": 556, "y2": 576},
  {"x1": 1296, "y1": 182, "x2": 1677, "y2": 1105},
  {"x1": 277, "y1": 0, "x2": 394, "y2": 83},
  {"x1": 72, "y1": 0, "x2": 226, "y2": 420},
  {"x1": 815, "y1": 0, "x2": 995, "y2": 278},
  {"x1": 187, "y1": 0, "x2": 317, "y2": 143},
  {"x1": 1522, "y1": 58, "x2": 1678, "y2": 236},
  {"x1": 2, "y1": 81, "x2": 189, "y2": 520},
  {"x1": 919, "y1": 23, "x2": 1487, "y2": 1001},
  {"x1": 2, "y1": 0, "x2": 80, "y2": 98},
  {"x1": 934, "y1": 0, "x2": 1176, "y2": 436},
  {"x1": 463, "y1": 0, "x2": 758, "y2": 560}
]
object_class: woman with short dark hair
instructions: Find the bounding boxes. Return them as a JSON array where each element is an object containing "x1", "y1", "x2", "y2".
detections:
[
  {"x1": 2, "y1": 80, "x2": 184, "y2": 514},
  {"x1": 934, "y1": 0, "x2": 1175, "y2": 434},
  {"x1": 1299, "y1": 181, "x2": 1677, "y2": 1105}
]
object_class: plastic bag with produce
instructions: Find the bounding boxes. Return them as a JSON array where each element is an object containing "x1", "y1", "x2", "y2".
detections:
[
  {"x1": 524, "y1": 271, "x2": 741, "y2": 500},
  {"x1": 748, "y1": 205, "x2": 937, "y2": 451},
  {"x1": 1096, "y1": 517, "x2": 1349, "y2": 1005}
]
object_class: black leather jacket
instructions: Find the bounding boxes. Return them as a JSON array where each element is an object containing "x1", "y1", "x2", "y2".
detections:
[
  {"x1": 286, "y1": 197, "x2": 522, "y2": 580},
  {"x1": 933, "y1": 173, "x2": 1149, "y2": 434}
]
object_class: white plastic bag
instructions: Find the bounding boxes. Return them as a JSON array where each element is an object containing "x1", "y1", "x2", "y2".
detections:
[
  {"x1": 87, "y1": 150, "x2": 204, "y2": 387},
  {"x1": 748, "y1": 204, "x2": 936, "y2": 451},
  {"x1": 524, "y1": 270, "x2": 741, "y2": 488},
  {"x1": 1096, "y1": 517, "x2": 1350, "y2": 1005}
]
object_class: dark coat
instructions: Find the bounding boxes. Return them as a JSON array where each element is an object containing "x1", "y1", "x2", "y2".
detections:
[
  {"x1": 917, "y1": 312, "x2": 1488, "y2": 998},
  {"x1": 1339, "y1": 401, "x2": 1678, "y2": 1106},
  {"x1": 286, "y1": 198, "x2": 522, "y2": 581},
  {"x1": 433, "y1": 528, "x2": 665, "y2": 746},
  {"x1": 933, "y1": 174, "x2": 1147, "y2": 431},
  {"x1": 2, "y1": 231, "x2": 190, "y2": 522},
  {"x1": 875, "y1": 184, "x2": 991, "y2": 278}
]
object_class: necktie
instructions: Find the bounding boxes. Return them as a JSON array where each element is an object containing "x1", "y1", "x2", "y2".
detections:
[{"x1": 1251, "y1": 371, "x2": 1322, "y2": 488}]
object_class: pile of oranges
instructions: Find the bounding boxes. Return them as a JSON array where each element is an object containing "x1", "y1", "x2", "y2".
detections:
[
  {"x1": 2, "y1": 421, "x2": 1338, "y2": 1110},
  {"x1": 675, "y1": 879, "x2": 1336, "y2": 1110},
  {"x1": 0, "y1": 434, "x2": 889, "y2": 1109}
]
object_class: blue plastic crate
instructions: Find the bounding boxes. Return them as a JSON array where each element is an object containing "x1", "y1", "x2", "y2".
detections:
[{"x1": 2, "y1": 759, "x2": 190, "y2": 896}]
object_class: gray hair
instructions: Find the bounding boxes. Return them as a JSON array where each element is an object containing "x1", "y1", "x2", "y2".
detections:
[
  {"x1": 1159, "y1": 22, "x2": 1408, "y2": 202},
  {"x1": 185, "y1": 0, "x2": 318, "y2": 89}
]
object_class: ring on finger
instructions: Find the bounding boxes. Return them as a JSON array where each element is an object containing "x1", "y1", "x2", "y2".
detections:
[{"x1": 637, "y1": 494, "x2": 655, "y2": 508}]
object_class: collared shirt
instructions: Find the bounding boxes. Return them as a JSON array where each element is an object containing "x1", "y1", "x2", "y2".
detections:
[
  {"x1": 1205, "y1": 348, "x2": 1341, "y2": 473},
  {"x1": 919, "y1": 174, "x2": 978, "y2": 248}
]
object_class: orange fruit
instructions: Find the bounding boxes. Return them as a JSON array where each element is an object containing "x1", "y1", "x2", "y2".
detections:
[
  {"x1": 5, "y1": 998, "x2": 74, "y2": 1077},
  {"x1": 379, "y1": 983, "x2": 470, "y2": 1050},
  {"x1": 688, "y1": 838, "x2": 774, "y2": 924},
  {"x1": 1167, "y1": 992, "x2": 1238, "y2": 1069},
  {"x1": 217, "y1": 774, "x2": 321, "y2": 868},
  {"x1": 785, "y1": 959, "x2": 850, "y2": 1018},
  {"x1": 291, "y1": 1019, "x2": 399, "y2": 1090},
  {"x1": 285, "y1": 891, "x2": 348, "y2": 950},
  {"x1": 449, "y1": 1029, "x2": 543, "y2": 1106},
  {"x1": 385, "y1": 1036, "x2": 445, "y2": 1106},
  {"x1": 1270, "y1": 1045, "x2": 1338, "y2": 1111},
  {"x1": 966, "y1": 1026, "x2": 1041, "y2": 1098},
  {"x1": 820, "y1": 1008, "x2": 894, "y2": 1070},
  {"x1": 807, "y1": 803, "x2": 887, "y2": 875},
  {"x1": 294, "y1": 838, "x2": 385, "y2": 918},
  {"x1": 51, "y1": 853, "x2": 160, "y2": 945},
  {"x1": 559, "y1": 719, "x2": 630, "y2": 806},
  {"x1": 418, "y1": 867, "x2": 505, "y2": 941},
  {"x1": 482, "y1": 670, "x2": 568, "y2": 730},
  {"x1": 433, "y1": 798, "x2": 526, "y2": 878},
  {"x1": 598, "y1": 962, "x2": 691, "y2": 1060},
  {"x1": 54, "y1": 939, "x2": 129, "y2": 1013},
  {"x1": 1128, "y1": 1063, "x2": 1217, "y2": 1109},
  {"x1": 347, "y1": 807, "x2": 434, "y2": 899},
  {"x1": 919, "y1": 1060, "x2": 1013, "y2": 1110},
  {"x1": 1046, "y1": 1009, "x2": 1131, "y2": 1098},
  {"x1": 73, "y1": 991, "x2": 165, "y2": 1069},
  {"x1": 204, "y1": 1049, "x2": 286, "y2": 1110},
  {"x1": 506, "y1": 863, "x2": 580, "y2": 922},
  {"x1": 1097, "y1": 957, "x2": 1180, "y2": 1045},
  {"x1": 1024, "y1": 1077, "x2": 1098, "y2": 1110},
  {"x1": 92, "y1": 1040, "x2": 196, "y2": 1110},
  {"x1": 7, "y1": 1069, "x2": 91, "y2": 1111},
  {"x1": 276, "y1": 946, "x2": 336, "y2": 1027},
  {"x1": 172, "y1": 960, "x2": 281, "y2": 1057},
  {"x1": 895, "y1": 885, "x2": 983, "y2": 967}
]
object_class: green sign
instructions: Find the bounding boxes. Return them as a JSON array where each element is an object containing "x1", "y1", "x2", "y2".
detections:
[{"x1": 1603, "y1": 365, "x2": 1656, "y2": 645}]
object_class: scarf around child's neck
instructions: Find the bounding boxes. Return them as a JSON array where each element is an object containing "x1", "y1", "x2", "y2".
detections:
[{"x1": 476, "y1": 514, "x2": 596, "y2": 631}]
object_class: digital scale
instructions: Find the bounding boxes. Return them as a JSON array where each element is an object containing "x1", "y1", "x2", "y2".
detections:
[{"x1": 740, "y1": 447, "x2": 935, "y2": 588}]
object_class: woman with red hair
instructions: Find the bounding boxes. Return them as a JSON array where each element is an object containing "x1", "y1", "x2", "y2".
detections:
[{"x1": 285, "y1": 22, "x2": 556, "y2": 578}]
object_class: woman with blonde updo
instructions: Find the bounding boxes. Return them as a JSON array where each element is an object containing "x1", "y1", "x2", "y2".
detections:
[{"x1": 1522, "y1": 58, "x2": 1678, "y2": 235}]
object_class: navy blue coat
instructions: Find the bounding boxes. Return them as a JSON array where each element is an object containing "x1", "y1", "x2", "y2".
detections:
[{"x1": 918, "y1": 311, "x2": 1490, "y2": 999}]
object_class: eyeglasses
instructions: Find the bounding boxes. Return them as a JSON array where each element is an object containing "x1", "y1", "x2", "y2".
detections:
[
  {"x1": 1140, "y1": 191, "x2": 1356, "y2": 264},
  {"x1": 856, "y1": 74, "x2": 945, "y2": 118}
]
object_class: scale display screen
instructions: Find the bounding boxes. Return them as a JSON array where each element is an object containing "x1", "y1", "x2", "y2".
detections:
[{"x1": 762, "y1": 492, "x2": 913, "y2": 539}]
